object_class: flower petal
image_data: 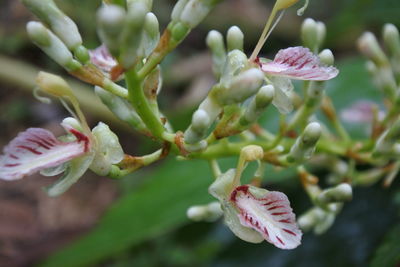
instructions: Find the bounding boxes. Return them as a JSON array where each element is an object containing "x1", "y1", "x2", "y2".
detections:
[
  {"x1": 231, "y1": 185, "x2": 302, "y2": 249},
  {"x1": 261, "y1": 46, "x2": 338, "y2": 81},
  {"x1": 0, "y1": 128, "x2": 88, "y2": 181},
  {"x1": 89, "y1": 45, "x2": 118, "y2": 74},
  {"x1": 46, "y1": 151, "x2": 95, "y2": 197}
]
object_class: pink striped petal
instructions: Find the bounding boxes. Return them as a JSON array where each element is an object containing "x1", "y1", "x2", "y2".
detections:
[
  {"x1": 230, "y1": 185, "x2": 302, "y2": 249},
  {"x1": 0, "y1": 128, "x2": 89, "y2": 181},
  {"x1": 261, "y1": 46, "x2": 338, "y2": 81}
]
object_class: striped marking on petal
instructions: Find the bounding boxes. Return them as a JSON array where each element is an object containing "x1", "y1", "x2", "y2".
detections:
[
  {"x1": 230, "y1": 185, "x2": 302, "y2": 249},
  {"x1": 261, "y1": 46, "x2": 339, "y2": 81},
  {"x1": 0, "y1": 128, "x2": 89, "y2": 180}
]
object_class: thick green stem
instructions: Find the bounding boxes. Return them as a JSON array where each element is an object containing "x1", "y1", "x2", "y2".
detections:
[{"x1": 125, "y1": 69, "x2": 165, "y2": 139}]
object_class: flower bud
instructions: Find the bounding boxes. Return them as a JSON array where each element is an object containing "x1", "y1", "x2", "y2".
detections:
[
  {"x1": 319, "y1": 49, "x2": 334, "y2": 66},
  {"x1": 241, "y1": 85, "x2": 274, "y2": 124},
  {"x1": 383, "y1": 23, "x2": 400, "y2": 57},
  {"x1": 179, "y1": 0, "x2": 223, "y2": 29},
  {"x1": 358, "y1": 32, "x2": 389, "y2": 67},
  {"x1": 301, "y1": 18, "x2": 326, "y2": 52},
  {"x1": 214, "y1": 68, "x2": 264, "y2": 105},
  {"x1": 192, "y1": 110, "x2": 211, "y2": 131},
  {"x1": 127, "y1": 0, "x2": 153, "y2": 12},
  {"x1": 27, "y1": 22, "x2": 80, "y2": 71},
  {"x1": 22, "y1": 0, "x2": 82, "y2": 50},
  {"x1": 227, "y1": 26, "x2": 244, "y2": 52},
  {"x1": 241, "y1": 145, "x2": 264, "y2": 162},
  {"x1": 187, "y1": 201, "x2": 223, "y2": 222},
  {"x1": 317, "y1": 183, "x2": 353, "y2": 204},
  {"x1": 95, "y1": 86, "x2": 147, "y2": 131},
  {"x1": 119, "y1": 3, "x2": 147, "y2": 68},
  {"x1": 138, "y1": 12, "x2": 160, "y2": 58},
  {"x1": 36, "y1": 71, "x2": 74, "y2": 99},
  {"x1": 207, "y1": 30, "x2": 226, "y2": 78},
  {"x1": 97, "y1": 4, "x2": 126, "y2": 56},
  {"x1": 288, "y1": 122, "x2": 321, "y2": 163}
]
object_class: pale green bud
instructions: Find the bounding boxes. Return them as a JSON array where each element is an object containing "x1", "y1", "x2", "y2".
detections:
[
  {"x1": 221, "y1": 50, "x2": 248, "y2": 82},
  {"x1": 288, "y1": 122, "x2": 321, "y2": 163},
  {"x1": 319, "y1": 49, "x2": 334, "y2": 66},
  {"x1": 207, "y1": 30, "x2": 226, "y2": 78},
  {"x1": 317, "y1": 183, "x2": 353, "y2": 204},
  {"x1": 95, "y1": 86, "x2": 147, "y2": 131},
  {"x1": 227, "y1": 26, "x2": 244, "y2": 52},
  {"x1": 97, "y1": 4, "x2": 126, "y2": 56},
  {"x1": 171, "y1": 0, "x2": 190, "y2": 22},
  {"x1": 241, "y1": 145, "x2": 264, "y2": 162},
  {"x1": 187, "y1": 201, "x2": 223, "y2": 222},
  {"x1": 383, "y1": 23, "x2": 400, "y2": 57},
  {"x1": 180, "y1": 0, "x2": 223, "y2": 29},
  {"x1": 27, "y1": 22, "x2": 80, "y2": 71},
  {"x1": 214, "y1": 68, "x2": 264, "y2": 105},
  {"x1": 36, "y1": 71, "x2": 74, "y2": 99},
  {"x1": 22, "y1": 0, "x2": 82, "y2": 50},
  {"x1": 138, "y1": 12, "x2": 160, "y2": 58},
  {"x1": 119, "y1": 3, "x2": 147, "y2": 68},
  {"x1": 127, "y1": 0, "x2": 153, "y2": 12},
  {"x1": 301, "y1": 18, "x2": 326, "y2": 52},
  {"x1": 241, "y1": 85, "x2": 274, "y2": 124},
  {"x1": 358, "y1": 32, "x2": 389, "y2": 67},
  {"x1": 192, "y1": 109, "x2": 211, "y2": 131}
]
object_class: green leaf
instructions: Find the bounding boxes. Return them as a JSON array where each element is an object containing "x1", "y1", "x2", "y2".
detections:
[
  {"x1": 41, "y1": 158, "x2": 214, "y2": 267},
  {"x1": 370, "y1": 223, "x2": 400, "y2": 267}
]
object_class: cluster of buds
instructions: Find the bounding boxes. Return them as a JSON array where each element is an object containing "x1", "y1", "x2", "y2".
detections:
[{"x1": 1, "y1": 0, "x2": 398, "y2": 251}]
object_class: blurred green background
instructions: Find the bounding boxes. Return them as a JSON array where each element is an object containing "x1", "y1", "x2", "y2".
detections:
[{"x1": 0, "y1": 0, "x2": 400, "y2": 266}]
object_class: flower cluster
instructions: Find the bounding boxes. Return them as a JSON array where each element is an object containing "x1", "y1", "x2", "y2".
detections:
[{"x1": 1, "y1": 0, "x2": 398, "y2": 251}]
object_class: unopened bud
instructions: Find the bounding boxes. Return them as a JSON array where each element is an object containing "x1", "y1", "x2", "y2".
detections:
[
  {"x1": 138, "y1": 12, "x2": 160, "y2": 58},
  {"x1": 192, "y1": 110, "x2": 211, "y2": 131},
  {"x1": 317, "y1": 183, "x2": 353, "y2": 204},
  {"x1": 119, "y1": 4, "x2": 147, "y2": 68},
  {"x1": 187, "y1": 201, "x2": 223, "y2": 222},
  {"x1": 242, "y1": 85, "x2": 274, "y2": 124},
  {"x1": 319, "y1": 49, "x2": 334, "y2": 66},
  {"x1": 301, "y1": 18, "x2": 326, "y2": 52},
  {"x1": 27, "y1": 22, "x2": 80, "y2": 71},
  {"x1": 36, "y1": 71, "x2": 74, "y2": 98},
  {"x1": 358, "y1": 32, "x2": 389, "y2": 67},
  {"x1": 97, "y1": 4, "x2": 126, "y2": 56},
  {"x1": 127, "y1": 0, "x2": 153, "y2": 12},
  {"x1": 179, "y1": 0, "x2": 223, "y2": 29},
  {"x1": 22, "y1": 0, "x2": 82, "y2": 50},
  {"x1": 288, "y1": 122, "x2": 321, "y2": 163},
  {"x1": 214, "y1": 68, "x2": 264, "y2": 105},
  {"x1": 207, "y1": 30, "x2": 226, "y2": 78},
  {"x1": 227, "y1": 26, "x2": 244, "y2": 52},
  {"x1": 241, "y1": 145, "x2": 264, "y2": 162},
  {"x1": 383, "y1": 23, "x2": 400, "y2": 57}
]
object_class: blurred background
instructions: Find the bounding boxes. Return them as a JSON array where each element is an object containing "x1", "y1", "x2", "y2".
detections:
[{"x1": 0, "y1": 0, "x2": 400, "y2": 266}]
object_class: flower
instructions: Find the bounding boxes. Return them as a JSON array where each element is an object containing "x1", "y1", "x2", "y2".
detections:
[
  {"x1": 258, "y1": 46, "x2": 339, "y2": 114},
  {"x1": 209, "y1": 169, "x2": 302, "y2": 249},
  {"x1": 0, "y1": 72, "x2": 124, "y2": 196}
]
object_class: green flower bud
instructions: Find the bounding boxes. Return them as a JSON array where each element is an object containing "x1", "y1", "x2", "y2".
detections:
[
  {"x1": 187, "y1": 201, "x2": 223, "y2": 222},
  {"x1": 227, "y1": 26, "x2": 244, "y2": 52},
  {"x1": 22, "y1": 0, "x2": 82, "y2": 50},
  {"x1": 27, "y1": 22, "x2": 80, "y2": 71},
  {"x1": 316, "y1": 183, "x2": 353, "y2": 204},
  {"x1": 207, "y1": 30, "x2": 226, "y2": 78},
  {"x1": 319, "y1": 49, "x2": 334, "y2": 66},
  {"x1": 288, "y1": 122, "x2": 321, "y2": 163},
  {"x1": 358, "y1": 32, "x2": 389, "y2": 67},
  {"x1": 97, "y1": 4, "x2": 126, "y2": 56},
  {"x1": 241, "y1": 85, "x2": 274, "y2": 124},
  {"x1": 138, "y1": 12, "x2": 160, "y2": 58}
]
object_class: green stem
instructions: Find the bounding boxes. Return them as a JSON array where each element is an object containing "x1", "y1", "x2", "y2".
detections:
[
  {"x1": 125, "y1": 69, "x2": 165, "y2": 139},
  {"x1": 209, "y1": 159, "x2": 222, "y2": 178}
]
